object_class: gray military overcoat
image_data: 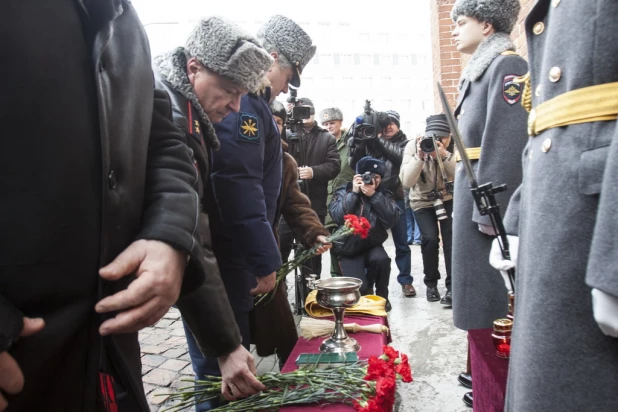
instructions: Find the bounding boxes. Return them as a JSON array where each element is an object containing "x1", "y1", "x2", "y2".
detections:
[
  {"x1": 503, "y1": 1, "x2": 618, "y2": 410},
  {"x1": 451, "y1": 33, "x2": 528, "y2": 331}
]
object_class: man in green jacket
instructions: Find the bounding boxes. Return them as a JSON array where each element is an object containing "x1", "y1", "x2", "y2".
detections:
[{"x1": 321, "y1": 107, "x2": 354, "y2": 276}]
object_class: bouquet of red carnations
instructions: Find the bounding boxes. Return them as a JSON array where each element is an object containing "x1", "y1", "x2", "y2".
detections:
[
  {"x1": 163, "y1": 345, "x2": 412, "y2": 412},
  {"x1": 254, "y1": 214, "x2": 371, "y2": 306}
]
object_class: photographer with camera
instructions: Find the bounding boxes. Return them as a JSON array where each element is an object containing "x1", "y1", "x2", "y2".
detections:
[
  {"x1": 329, "y1": 157, "x2": 401, "y2": 311},
  {"x1": 280, "y1": 97, "x2": 340, "y2": 280},
  {"x1": 400, "y1": 114, "x2": 455, "y2": 305},
  {"x1": 349, "y1": 107, "x2": 415, "y2": 298}
]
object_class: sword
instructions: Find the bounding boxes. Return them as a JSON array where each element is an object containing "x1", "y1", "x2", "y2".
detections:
[{"x1": 437, "y1": 83, "x2": 515, "y2": 291}]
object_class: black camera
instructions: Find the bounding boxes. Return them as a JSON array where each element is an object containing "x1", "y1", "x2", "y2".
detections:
[
  {"x1": 420, "y1": 135, "x2": 443, "y2": 153},
  {"x1": 349, "y1": 100, "x2": 391, "y2": 145},
  {"x1": 426, "y1": 189, "x2": 444, "y2": 201},
  {"x1": 354, "y1": 123, "x2": 377, "y2": 140},
  {"x1": 291, "y1": 105, "x2": 311, "y2": 120},
  {"x1": 361, "y1": 171, "x2": 376, "y2": 185}
]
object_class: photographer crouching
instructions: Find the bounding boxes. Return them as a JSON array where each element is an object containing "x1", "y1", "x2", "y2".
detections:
[
  {"x1": 400, "y1": 114, "x2": 455, "y2": 305},
  {"x1": 329, "y1": 156, "x2": 401, "y2": 311}
]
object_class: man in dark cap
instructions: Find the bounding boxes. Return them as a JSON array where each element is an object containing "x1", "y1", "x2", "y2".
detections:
[
  {"x1": 350, "y1": 109, "x2": 414, "y2": 298},
  {"x1": 400, "y1": 114, "x2": 455, "y2": 305},
  {"x1": 193, "y1": 15, "x2": 316, "y2": 411},
  {"x1": 281, "y1": 97, "x2": 340, "y2": 282},
  {"x1": 329, "y1": 157, "x2": 401, "y2": 311},
  {"x1": 153, "y1": 16, "x2": 275, "y2": 405},
  {"x1": 449, "y1": 0, "x2": 528, "y2": 406}
]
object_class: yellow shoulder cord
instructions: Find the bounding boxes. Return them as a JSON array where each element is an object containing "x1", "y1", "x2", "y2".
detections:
[{"x1": 514, "y1": 72, "x2": 532, "y2": 113}]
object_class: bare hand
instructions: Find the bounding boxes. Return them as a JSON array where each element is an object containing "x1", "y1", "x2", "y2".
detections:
[
  {"x1": 250, "y1": 272, "x2": 276, "y2": 296},
  {"x1": 298, "y1": 166, "x2": 313, "y2": 180},
  {"x1": 218, "y1": 345, "x2": 266, "y2": 401},
  {"x1": 0, "y1": 317, "x2": 45, "y2": 411},
  {"x1": 352, "y1": 175, "x2": 363, "y2": 193},
  {"x1": 416, "y1": 137, "x2": 426, "y2": 160},
  {"x1": 360, "y1": 180, "x2": 376, "y2": 197},
  {"x1": 314, "y1": 235, "x2": 332, "y2": 255},
  {"x1": 435, "y1": 141, "x2": 449, "y2": 158},
  {"x1": 95, "y1": 240, "x2": 186, "y2": 335}
]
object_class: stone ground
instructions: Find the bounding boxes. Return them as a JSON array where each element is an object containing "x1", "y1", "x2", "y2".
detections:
[{"x1": 140, "y1": 235, "x2": 470, "y2": 411}]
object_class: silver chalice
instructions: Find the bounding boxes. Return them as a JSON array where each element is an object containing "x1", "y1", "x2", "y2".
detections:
[{"x1": 307, "y1": 275, "x2": 362, "y2": 353}]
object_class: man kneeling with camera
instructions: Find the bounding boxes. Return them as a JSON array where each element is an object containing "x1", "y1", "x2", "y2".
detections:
[
  {"x1": 329, "y1": 156, "x2": 401, "y2": 312},
  {"x1": 400, "y1": 114, "x2": 455, "y2": 305}
]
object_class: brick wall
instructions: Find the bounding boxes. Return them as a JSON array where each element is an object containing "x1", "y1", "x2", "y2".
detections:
[{"x1": 431, "y1": 0, "x2": 534, "y2": 112}]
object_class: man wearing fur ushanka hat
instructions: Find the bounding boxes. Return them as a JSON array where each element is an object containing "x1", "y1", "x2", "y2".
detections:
[{"x1": 448, "y1": 0, "x2": 528, "y2": 408}]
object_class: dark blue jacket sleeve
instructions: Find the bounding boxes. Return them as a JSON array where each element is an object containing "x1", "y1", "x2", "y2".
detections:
[{"x1": 211, "y1": 96, "x2": 282, "y2": 278}]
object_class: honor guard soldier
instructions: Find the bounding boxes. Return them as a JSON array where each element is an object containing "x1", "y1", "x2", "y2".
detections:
[
  {"x1": 490, "y1": 1, "x2": 618, "y2": 411},
  {"x1": 449, "y1": 0, "x2": 528, "y2": 407}
]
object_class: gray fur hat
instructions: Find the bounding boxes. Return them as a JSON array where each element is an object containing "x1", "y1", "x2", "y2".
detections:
[
  {"x1": 451, "y1": 0, "x2": 521, "y2": 34},
  {"x1": 319, "y1": 107, "x2": 343, "y2": 124},
  {"x1": 185, "y1": 16, "x2": 274, "y2": 92},
  {"x1": 257, "y1": 15, "x2": 316, "y2": 87}
]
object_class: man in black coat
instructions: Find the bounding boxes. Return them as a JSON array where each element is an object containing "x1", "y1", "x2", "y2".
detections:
[
  {"x1": 329, "y1": 157, "x2": 401, "y2": 310},
  {"x1": 281, "y1": 97, "x2": 340, "y2": 280},
  {"x1": 0, "y1": 1, "x2": 211, "y2": 410},
  {"x1": 349, "y1": 110, "x2": 415, "y2": 297}
]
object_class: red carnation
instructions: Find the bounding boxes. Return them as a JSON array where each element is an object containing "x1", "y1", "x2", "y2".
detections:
[
  {"x1": 365, "y1": 356, "x2": 395, "y2": 381},
  {"x1": 375, "y1": 377, "x2": 396, "y2": 410},
  {"x1": 382, "y1": 346, "x2": 400, "y2": 363},
  {"x1": 395, "y1": 354, "x2": 413, "y2": 383}
]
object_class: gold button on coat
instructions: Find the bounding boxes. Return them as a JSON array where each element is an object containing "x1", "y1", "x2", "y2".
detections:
[
  {"x1": 549, "y1": 67, "x2": 562, "y2": 82},
  {"x1": 533, "y1": 22, "x2": 545, "y2": 35},
  {"x1": 535, "y1": 85, "x2": 542, "y2": 97},
  {"x1": 552, "y1": 0, "x2": 561, "y2": 7},
  {"x1": 542, "y1": 138, "x2": 552, "y2": 152}
]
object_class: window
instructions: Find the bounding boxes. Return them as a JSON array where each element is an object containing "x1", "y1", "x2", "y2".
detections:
[
  {"x1": 353, "y1": 54, "x2": 360, "y2": 65},
  {"x1": 411, "y1": 54, "x2": 418, "y2": 66},
  {"x1": 333, "y1": 53, "x2": 340, "y2": 65},
  {"x1": 392, "y1": 54, "x2": 399, "y2": 65},
  {"x1": 341, "y1": 53, "x2": 353, "y2": 66},
  {"x1": 360, "y1": 54, "x2": 372, "y2": 66},
  {"x1": 373, "y1": 54, "x2": 380, "y2": 65}
]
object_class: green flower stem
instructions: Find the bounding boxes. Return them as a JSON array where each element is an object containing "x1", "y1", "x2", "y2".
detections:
[{"x1": 254, "y1": 226, "x2": 355, "y2": 306}]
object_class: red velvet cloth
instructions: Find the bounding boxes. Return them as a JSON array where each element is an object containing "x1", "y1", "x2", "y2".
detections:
[
  {"x1": 280, "y1": 315, "x2": 390, "y2": 412},
  {"x1": 468, "y1": 329, "x2": 509, "y2": 412}
]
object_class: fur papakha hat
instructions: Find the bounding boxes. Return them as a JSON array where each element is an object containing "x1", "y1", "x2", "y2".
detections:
[
  {"x1": 185, "y1": 16, "x2": 274, "y2": 92},
  {"x1": 257, "y1": 15, "x2": 316, "y2": 88},
  {"x1": 319, "y1": 107, "x2": 343, "y2": 124},
  {"x1": 451, "y1": 0, "x2": 521, "y2": 34}
]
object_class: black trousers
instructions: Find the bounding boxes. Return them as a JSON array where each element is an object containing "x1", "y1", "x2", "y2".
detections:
[
  {"x1": 414, "y1": 200, "x2": 453, "y2": 289},
  {"x1": 279, "y1": 215, "x2": 324, "y2": 279},
  {"x1": 338, "y1": 246, "x2": 391, "y2": 300}
]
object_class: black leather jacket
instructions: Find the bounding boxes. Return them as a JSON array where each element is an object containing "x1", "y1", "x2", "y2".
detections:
[
  {"x1": 1, "y1": 1, "x2": 202, "y2": 410},
  {"x1": 349, "y1": 130, "x2": 410, "y2": 200},
  {"x1": 328, "y1": 183, "x2": 401, "y2": 257},
  {"x1": 155, "y1": 70, "x2": 243, "y2": 357}
]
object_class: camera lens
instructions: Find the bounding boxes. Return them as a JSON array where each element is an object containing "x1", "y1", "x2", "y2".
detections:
[{"x1": 420, "y1": 137, "x2": 436, "y2": 153}]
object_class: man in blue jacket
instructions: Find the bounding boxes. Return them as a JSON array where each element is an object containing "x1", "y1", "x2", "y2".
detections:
[{"x1": 194, "y1": 15, "x2": 316, "y2": 410}]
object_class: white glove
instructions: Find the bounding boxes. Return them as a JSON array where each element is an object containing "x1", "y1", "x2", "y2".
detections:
[
  {"x1": 592, "y1": 288, "x2": 618, "y2": 338},
  {"x1": 489, "y1": 236, "x2": 519, "y2": 292}
]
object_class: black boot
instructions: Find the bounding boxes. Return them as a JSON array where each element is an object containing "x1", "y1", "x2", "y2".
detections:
[
  {"x1": 458, "y1": 372, "x2": 472, "y2": 388},
  {"x1": 440, "y1": 289, "x2": 452, "y2": 306},
  {"x1": 426, "y1": 286, "x2": 440, "y2": 302},
  {"x1": 463, "y1": 391, "x2": 473, "y2": 408}
]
